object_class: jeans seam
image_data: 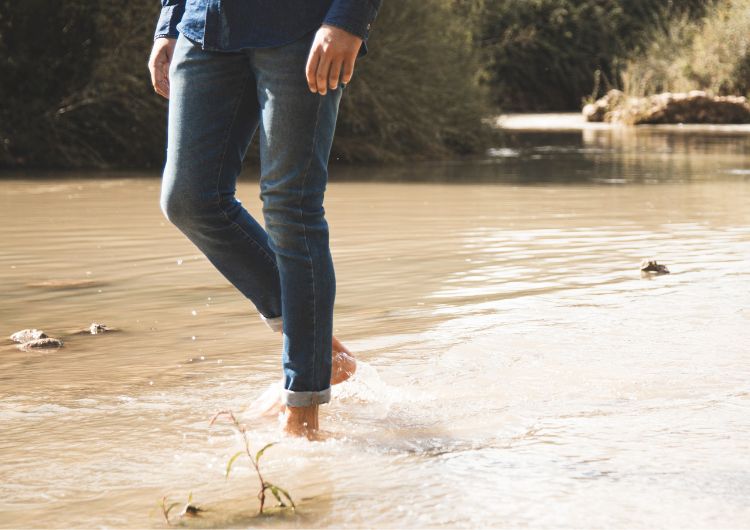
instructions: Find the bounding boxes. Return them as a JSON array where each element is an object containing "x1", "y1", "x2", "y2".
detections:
[{"x1": 299, "y1": 95, "x2": 324, "y2": 392}]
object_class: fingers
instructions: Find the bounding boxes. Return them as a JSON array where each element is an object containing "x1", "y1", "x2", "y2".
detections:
[
  {"x1": 341, "y1": 56, "x2": 355, "y2": 85},
  {"x1": 147, "y1": 56, "x2": 159, "y2": 95},
  {"x1": 306, "y1": 26, "x2": 361, "y2": 95},
  {"x1": 328, "y1": 58, "x2": 343, "y2": 91},
  {"x1": 152, "y1": 56, "x2": 170, "y2": 99},
  {"x1": 305, "y1": 46, "x2": 322, "y2": 93},
  {"x1": 148, "y1": 39, "x2": 175, "y2": 99},
  {"x1": 152, "y1": 58, "x2": 169, "y2": 98},
  {"x1": 313, "y1": 54, "x2": 353, "y2": 94},
  {"x1": 316, "y1": 55, "x2": 332, "y2": 95},
  {"x1": 149, "y1": 63, "x2": 168, "y2": 99}
]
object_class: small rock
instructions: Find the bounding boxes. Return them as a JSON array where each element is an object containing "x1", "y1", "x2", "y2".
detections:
[
  {"x1": 70, "y1": 323, "x2": 119, "y2": 335},
  {"x1": 88, "y1": 323, "x2": 110, "y2": 334},
  {"x1": 640, "y1": 260, "x2": 670, "y2": 275},
  {"x1": 9, "y1": 329, "x2": 48, "y2": 343},
  {"x1": 18, "y1": 337, "x2": 64, "y2": 350},
  {"x1": 180, "y1": 504, "x2": 205, "y2": 517}
]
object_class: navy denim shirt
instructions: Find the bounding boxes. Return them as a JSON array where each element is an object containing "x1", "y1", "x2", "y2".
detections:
[{"x1": 154, "y1": 0, "x2": 380, "y2": 54}]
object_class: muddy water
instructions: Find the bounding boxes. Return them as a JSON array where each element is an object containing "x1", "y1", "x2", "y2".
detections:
[{"x1": 1, "y1": 128, "x2": 749, "y2": 528}]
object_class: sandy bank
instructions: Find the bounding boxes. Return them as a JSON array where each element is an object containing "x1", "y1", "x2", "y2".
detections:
[{"x1": 493, "y1": 113, "x2": 750, "y2": 133}]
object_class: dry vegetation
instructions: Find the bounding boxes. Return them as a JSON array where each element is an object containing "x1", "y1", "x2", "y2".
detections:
[{"x1": 622, "y1": 0, "x2": 750, "y2": 97}]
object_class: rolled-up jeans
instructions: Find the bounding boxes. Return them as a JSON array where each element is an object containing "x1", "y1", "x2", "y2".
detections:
[{"x1": 160, "y1": 31, "x2": 342, "y2": 406}]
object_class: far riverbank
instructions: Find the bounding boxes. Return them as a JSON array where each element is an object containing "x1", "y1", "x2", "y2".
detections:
[{"x1": 493, "y1": 113, "x2": 750, "y2": 133}]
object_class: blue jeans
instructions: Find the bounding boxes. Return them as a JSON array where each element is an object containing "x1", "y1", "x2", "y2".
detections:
[{"x1": 160, "y1": 32, "x2": 343, "y2": 406}]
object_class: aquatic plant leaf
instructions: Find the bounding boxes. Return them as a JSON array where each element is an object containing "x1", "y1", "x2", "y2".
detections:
[
  {"x1": 165, "y1": 502, "x2": 181, "y2": 516},
  {"x1": 225, "y1": 450, "x2": 244, "y2": 479},
  {"x1": 274, "y1": 485, "x2": 296, "y2": 509},
  {"x1": 187, "y1": 491, "x2": 193, "y2": 504},
  {"x1": 255, "y1": 442, "x2": 275, "y2": 463},
  {"x1": 268, "y1": 485, "x2": 286, "y2": 507}
]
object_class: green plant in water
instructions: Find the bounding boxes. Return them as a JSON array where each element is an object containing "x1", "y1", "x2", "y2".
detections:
[
  {"x1": 158, "y1": 491, "x2": 205, "y2": 526},
  {"x1": 209, "y1": 409, "x2": 296, "y2": 515}
]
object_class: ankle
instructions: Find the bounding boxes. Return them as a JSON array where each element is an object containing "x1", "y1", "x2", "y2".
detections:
[{"x1": 283, "y1": 404, "x2": 320, "y2": 437}]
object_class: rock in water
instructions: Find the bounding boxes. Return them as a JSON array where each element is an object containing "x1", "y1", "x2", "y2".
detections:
[
  {"x1": 9, "y1": 329, "x2": 48, "y2": 343},
  {"x1": 88, "y1": 323, "x2": 110, "y2": 334},
  {"x1": 583, "y1": 90, "x2": 625, "y2": 122},
  {"x1": 18, "y1": 337, "x2": 64, "y2": 350},
  {"x1": 69, "y1": 323, "x2": 119, "y2": 335},
  {"x1": 180, "y1": 504, "x2": 205, "y2": 517},
  {"x1": 640, "y1": 260, "x2": 670, "y2": 275}
]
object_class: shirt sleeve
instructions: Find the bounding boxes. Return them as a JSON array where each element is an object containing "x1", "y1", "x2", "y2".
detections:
[
  {"x1": 323, "y1": 0, "x2": 381, "y2": 42},
  {"x1": 154, "y1": 0, "x2": 186, "y2": 40}
]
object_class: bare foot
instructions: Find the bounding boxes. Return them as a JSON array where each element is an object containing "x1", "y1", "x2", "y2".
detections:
[
  {"x1": 332, "y1": 335, "x2": 357, "y2": 384},
  {"x1": 281, "y1": 404, "x2": 320, "y2": 440},
  {"x1": 247, "y1": 335, "x2": 356, "y2": 418}
]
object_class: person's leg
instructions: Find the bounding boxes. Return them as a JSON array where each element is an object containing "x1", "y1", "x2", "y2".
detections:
[
  {"x1": 162, "y1": 34, "x2": 355, "y2": 427},
  {"x1": 250, "y1": 34, "x2": 344, "y2": 435},
  {"x1": 160, "y1": 34, "x2": 283, "y2": 327}
]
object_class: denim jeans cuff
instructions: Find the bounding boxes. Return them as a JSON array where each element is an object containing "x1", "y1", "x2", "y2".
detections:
[
  {"x1": 282, "y1": 386, "x2": 331, "y2": 407},
  {"x1": 260, "y1": 314, "x2": 283, "y2": 333}
]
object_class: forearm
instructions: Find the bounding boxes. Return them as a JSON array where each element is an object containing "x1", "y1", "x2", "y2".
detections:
[{"x1": 154, "y1": 0, "x2": 186, "y2": 40}]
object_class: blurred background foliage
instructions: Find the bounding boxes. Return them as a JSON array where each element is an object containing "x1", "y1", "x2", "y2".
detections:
[
  {"x1": 0, "y1": 0, "x2": 747, "y2": 169},
  {"x1": 621, "y1": 0, "x2": 750, "y2": 97}
]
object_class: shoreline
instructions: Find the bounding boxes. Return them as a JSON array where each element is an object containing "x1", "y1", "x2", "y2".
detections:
[{"x1": 493, "y1": 112, "x2": 750, "y2": 133}]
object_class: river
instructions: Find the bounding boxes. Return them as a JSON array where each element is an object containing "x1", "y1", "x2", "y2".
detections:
[{"x1": 1, "y1": 125, "x2": 749, "y2": 528}]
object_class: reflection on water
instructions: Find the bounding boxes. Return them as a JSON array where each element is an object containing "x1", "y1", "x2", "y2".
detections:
[{"x1": 1, "y1": 128, "x2": 749, "y2": 528}]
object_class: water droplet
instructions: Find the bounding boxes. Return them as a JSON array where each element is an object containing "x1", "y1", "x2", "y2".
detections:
[
  {"x1": 200, "y1": 355, "x2": 205, "y2": 360},
  {"x1": 85, "y1": 271, "x2": 92, "y2": 276},
  {"x1": 191, "y1": 310, "x2": 197, "y2": 316},
  {"x1": 176, "y1": 258, "x2": 183, "y2": 265},
  {"x1": 191, "y1": 336, "x2": 196, "y2": 341},
  {"x1": 149, "y1": 381, "x2": 154, "y2": 386},
  {"x1": 217, "y1": 359, "x2": 222, "y2": 364}
]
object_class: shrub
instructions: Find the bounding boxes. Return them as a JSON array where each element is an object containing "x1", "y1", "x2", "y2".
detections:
[
  {"x1": 332, "y1": 0, "x2": 490, "y2": 161},
  {"x1": 623, "y1": 0, "x2": 750, "y2": 97},
  {"x1": 0, "y1": 0, "x2": 165, "y2": 168},
  {"x1": 479, "y1": 0, "x2": 711, "y2": 111}
]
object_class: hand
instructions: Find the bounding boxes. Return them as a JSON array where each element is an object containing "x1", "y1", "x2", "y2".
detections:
[
  {"x1": 148, "y1": 37, "x2": 177, "y2": 99},
  {"x1": 305, "y1": 24, "x2": 363, "y2": 95}
]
